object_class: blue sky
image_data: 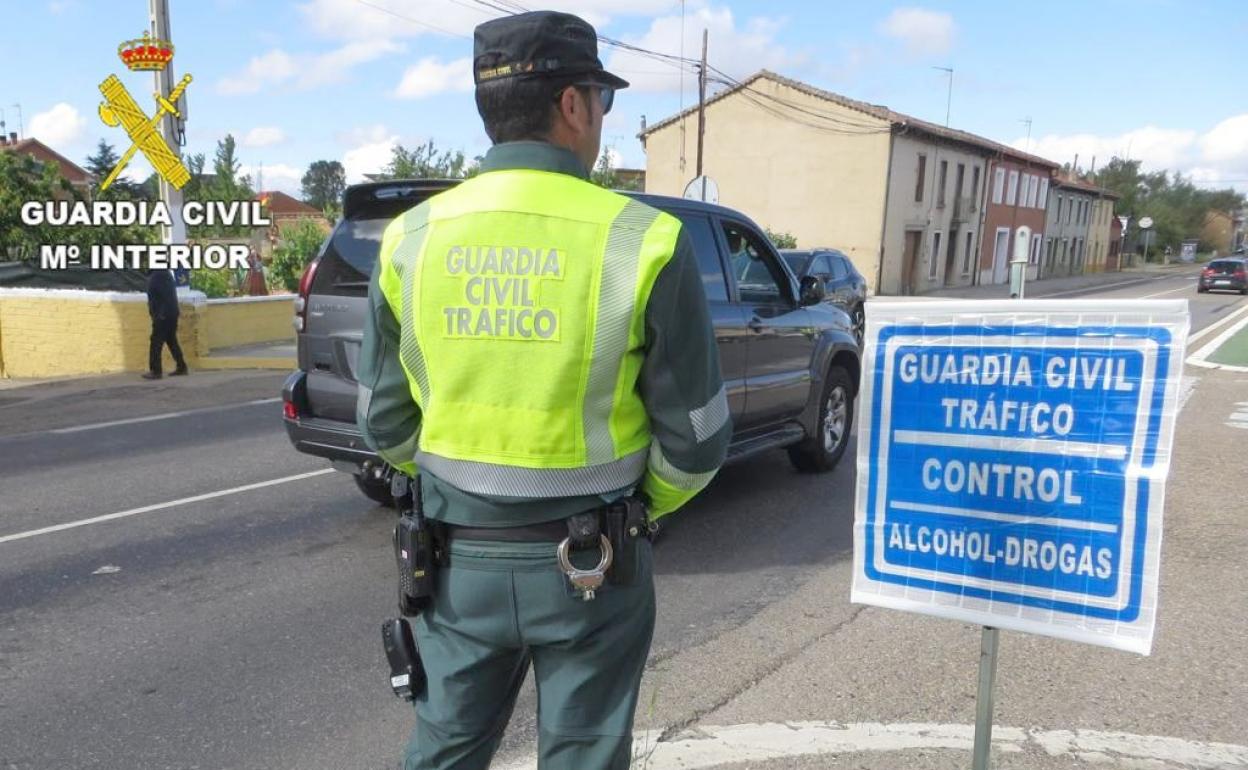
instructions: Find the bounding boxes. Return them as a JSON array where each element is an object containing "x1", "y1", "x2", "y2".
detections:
[{"x1": 4, "y1": 0, "x2": 1247, "y2": 196}]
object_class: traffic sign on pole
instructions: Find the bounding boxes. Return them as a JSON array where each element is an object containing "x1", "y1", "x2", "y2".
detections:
[{"x1": 852, "y1": 299, "x2": 1189, "y2": 655}]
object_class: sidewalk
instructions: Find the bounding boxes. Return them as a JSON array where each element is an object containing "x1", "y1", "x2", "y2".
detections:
[
  {"x1": 0, "y1": 368, "x2": 289, "y2": 437},
  {"x1": 918, "y1": 264, "x2": 1196, "y2": 301},
  {"x1": 199, "y1": 340, "x2": 296, "y2": 370}
]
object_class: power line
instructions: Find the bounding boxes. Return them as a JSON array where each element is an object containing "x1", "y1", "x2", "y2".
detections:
[{"x1": 351, "y1": 0, "x2": 470, "y2": 38}]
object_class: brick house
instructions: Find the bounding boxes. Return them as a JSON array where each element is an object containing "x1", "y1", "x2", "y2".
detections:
[{"x1": 977, "y1": 150, "x2": 1058, "y2": 285}]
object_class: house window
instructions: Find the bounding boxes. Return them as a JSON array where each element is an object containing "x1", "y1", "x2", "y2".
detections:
[
  {"x1": 1027, "y1": 176, "x2": 1039, "y2": 208},
  {"x1": 1006, "y1": 170, "x2": 1019, "y2": 206},
  {"x1": 955, "y1": 163, "x2": 966, "y2": 200},
  {"x1": 962, "y1": 230, "x2": 974, "y2": 275},
  {"x1": 1030, "y1": 233, "x2": 1041, "y2": 265},
  {"x1": 1067, "y1": 199, "x2": 1073, "y2": 224},
  {"x1": 1021, "y1": 175, "x2": 1031, "y2": 209},
  {"x1": 937, "y1": 160, "x2": 948, "y2": 207},
  {"x1": 915, "y1": 154, "x2": 927, "y2": 203},
  {"x1": 1037, "y1": 177, "x2": 1049, "y2": 208},
  {"x1": 972, "y1": 165, "x2": 981, "y2": 204},
  {"x1": 1056, "y1": 195, "x2": 1063, "y2": 222},
  {"x1": 928, "y1": 230, "x2": 943, "y2": 280},
  {"x1": 992, "y1": 167, "x2": 1005, "y2": 204}
]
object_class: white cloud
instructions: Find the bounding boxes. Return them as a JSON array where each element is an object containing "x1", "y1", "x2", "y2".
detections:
[
  {"x1": 241, "y1": 126, "x2": 287, "y2": 147},
  {"x1": 240, "y1": 162, "x2": 304, "y2": 197},
  {"x1": 1011, "y1": 114, "x2": 1248, "y2": 191},
  {"x1": 216, "y1": 41, "x2": 401, "y2": 95},
  {"x1": 1015, "y1": 127, "x2": 1199, "y2": 173},
  {"x1": 299, "y1": 39, "x2": 403, "y2": 88},
  {"x1": 1199, "y1": 115, "x2": 1248, "y2": 166},
  {"x1": 879, "y1": 7, "x2": 955, "y2": 57},
  {"x1": 217, "y1": 49, "x2": 297, "y2": 95},
  {"x1": 28, "y1": 103, "x2": 87, "y2": 150},
  {"x1": 342, "y1": 128, "x2": 400, "y2": 184},
  {"x1": 395, "y1": 57, "x2": 473, "y2": 99},
  {"x1": 605, "y1": 2, "x2": 801, "y2": 93}
]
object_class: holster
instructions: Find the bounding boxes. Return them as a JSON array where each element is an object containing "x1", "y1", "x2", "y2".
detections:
[{"x1": 604, "y1": 496, "x2": 648, "y2": 586}]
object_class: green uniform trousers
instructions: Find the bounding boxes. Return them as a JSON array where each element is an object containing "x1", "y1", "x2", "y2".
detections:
[{"x1": 402, "y1": 536, "x2": 656, "y2": 770}]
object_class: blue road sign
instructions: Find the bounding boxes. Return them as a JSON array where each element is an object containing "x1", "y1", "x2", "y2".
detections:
[{"x1": 852, "y1": 300, "x2": 1189, "y2": 655}]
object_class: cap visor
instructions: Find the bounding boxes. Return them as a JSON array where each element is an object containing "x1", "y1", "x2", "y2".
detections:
[{"x1": 591, "y1": 70, "x2": 629, "y2": 89}]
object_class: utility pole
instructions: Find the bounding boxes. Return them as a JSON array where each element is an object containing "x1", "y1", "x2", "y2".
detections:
[
  {"x1": 932, "y1": 66, "x2": 952, "y2": 126},
  {"x1": 695, "y1": 28, "x2": 707, "y2": 178},
  {"x1": 10, "y1": 103, "x2": 22, "y2": 139},
  {"x1": 150, "y1": 0, "x2": 187, "y2": 251}
]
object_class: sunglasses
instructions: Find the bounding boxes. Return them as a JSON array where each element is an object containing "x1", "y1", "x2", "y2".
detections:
[{"x1": 555, "y1": 83, "x2": 615, "y2": 115}]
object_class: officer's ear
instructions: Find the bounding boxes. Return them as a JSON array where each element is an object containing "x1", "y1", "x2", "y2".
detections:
[{"x1": 555, "y1": 85, "x2": 592, "y2": 133}]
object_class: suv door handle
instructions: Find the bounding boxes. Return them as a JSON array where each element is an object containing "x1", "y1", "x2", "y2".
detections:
[{"x1": 747, "y1": 317, "x2": 764, "y2": 332}]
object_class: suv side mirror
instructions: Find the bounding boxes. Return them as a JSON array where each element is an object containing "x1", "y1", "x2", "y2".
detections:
[{"x1": 799, "y1": 275, "x2": 826, "y2": 306}]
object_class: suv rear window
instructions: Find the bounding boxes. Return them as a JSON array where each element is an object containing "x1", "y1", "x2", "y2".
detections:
[
  {"x1": 1208, "y1": 259, "x2": 1242, "y2": 272},
  {"x1": 310, "y1": 218, "x2": 389, "y2": 297}
]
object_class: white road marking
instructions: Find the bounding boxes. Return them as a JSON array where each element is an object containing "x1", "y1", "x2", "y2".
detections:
[
  {"x1": 1188, "y1": 304, "x2": 1248, "y2": 344},
  {"x1": 1187, "y1": 311, "x2": 1248, "y2": 372},
  {"x1": 499, "y1": 722, "x2": 1248, "y2": 770},
  {"x1": 48, "y1": 397, "x2": 282, "y2": 435},
  {"x1": 1139, "y1": 280, "x2": 1199, "y2": 298},
  {"x1": 91, "y1": 565, "x2": 121, "y2": 575},
  {"x1": 0, "y1": 469, "x2": 335, "y2": 546},
  {"x1": 1177, "y1": 376, "x2": 1199, "y2": 412}
]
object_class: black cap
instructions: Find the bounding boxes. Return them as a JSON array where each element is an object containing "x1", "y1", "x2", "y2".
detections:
[{"x1": 473, "y1": 10, "x2": 628, "y2": 90}]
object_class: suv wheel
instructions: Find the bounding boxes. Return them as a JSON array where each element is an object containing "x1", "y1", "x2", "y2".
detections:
[
  {"x1": 850, "y1": 304, "x2": 865, "y2": 347},
  {"x1": 354, "y1": 473, "x2": 396, "y2": 507},
  {"x1": 788, "y1": 365, "x2": 854, "y2": 473}
]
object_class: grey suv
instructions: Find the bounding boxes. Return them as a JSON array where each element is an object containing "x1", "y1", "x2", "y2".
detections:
[{"x1": 282, "y1": 180, "x2": 860, "y2": 505}]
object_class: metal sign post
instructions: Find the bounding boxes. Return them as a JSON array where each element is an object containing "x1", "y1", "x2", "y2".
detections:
[{"x1": 972, "y1": 626, "x2": 1000, "y2": 770}]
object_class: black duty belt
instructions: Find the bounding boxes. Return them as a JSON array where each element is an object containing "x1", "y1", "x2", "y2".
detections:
[{"x1": 444, "y1": 519, "x2": 571, "y2": 543}]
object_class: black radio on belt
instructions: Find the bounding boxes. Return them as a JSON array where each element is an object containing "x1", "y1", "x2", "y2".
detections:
[
  {"x1": 381, "y1": 618, "x2": 425, "y2": 701},
  {"x1": 392, "y1": 473, "x2": 436, "y2": 616}
]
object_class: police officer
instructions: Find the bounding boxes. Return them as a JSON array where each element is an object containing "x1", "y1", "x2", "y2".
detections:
[{"x1": 357, "y1": 10, "x2": 730, "y2": 769}]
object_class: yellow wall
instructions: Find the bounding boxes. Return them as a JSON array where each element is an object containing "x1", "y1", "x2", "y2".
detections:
[
  {"x1": 643, "y1": 76, "x2": 893, "y2": 290},
  {"x1": 0, "y1": 290, "x2": 294, "y2": 379},
  {"x1": 204, "y1": 296, "x2": 295, "y2": 350},
  {"x1": 1086, "y1": 198, "x2": 1114, "y2": 273}
]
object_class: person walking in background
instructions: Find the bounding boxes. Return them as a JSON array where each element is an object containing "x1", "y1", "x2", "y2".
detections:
[{"x1": 143, "y1": 266, "x2": 188, "y2": 380}]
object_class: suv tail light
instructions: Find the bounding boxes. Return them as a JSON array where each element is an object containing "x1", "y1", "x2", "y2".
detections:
[
  {"x1": 294, "y1": 258, "x2": 320, "y2": 333},
  {"x1": 283, "y1": 399, "x2": 298, "y2": 420},
  {"x1": 1236, "y1": 269, "x2": 1247, "y2": 279}
]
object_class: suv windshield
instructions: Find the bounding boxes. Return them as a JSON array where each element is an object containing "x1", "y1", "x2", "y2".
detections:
[
  {"x1": 782, "y1": 253, "x2": 811, "y2": 275},
  {"x1": 309, "y1": 218, "x2": 389, "y2": 297}
]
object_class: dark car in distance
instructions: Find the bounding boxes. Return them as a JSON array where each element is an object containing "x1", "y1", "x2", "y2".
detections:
[
  {"x1": 1197, "y1": 257, "x2": 1248, "y2": 294},
  {"x1": 780, "y1": 249, "x2": 868, "y2": 345},
  {"x1": 282, "y1": 180, "x2": 861, "y2": 506}
]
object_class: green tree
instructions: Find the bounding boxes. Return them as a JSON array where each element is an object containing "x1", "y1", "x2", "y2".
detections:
[
  {"x1": 765, "y1": 228, "x2": 798, "y2": 249},
  {"x1": 84, "y1": 139, "x2": 142, "y2": 199},
  {"x1": 301, "y1": 160, "x2": 346, "y2": 216},
  {"x1": 380, "y1": 140, "x2": 473, "y2": 179},
  {"x1": 0, "y1": 151, "x2": 157, "y2": 269},
  {"x1": 187, "y1": 136, "x2": 256, "y2": 238},
  {"x1": 269, "y1": 219, "x2": 328, "y2": 292},
  {"x1": 1091, "y1": 157, "x2": 1245, "y2": 256}
]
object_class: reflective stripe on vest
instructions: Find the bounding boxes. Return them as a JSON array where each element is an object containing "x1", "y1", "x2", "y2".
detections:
[{"x1": 377, "y1": 170, "x2": 681, "y2": 498}]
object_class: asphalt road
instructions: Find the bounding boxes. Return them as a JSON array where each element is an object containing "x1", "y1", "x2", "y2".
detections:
[{"x1": 1, "y1": 266, "x2": 1243, "y2": 770}]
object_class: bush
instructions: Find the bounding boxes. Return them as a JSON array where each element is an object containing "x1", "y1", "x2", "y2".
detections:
[
  {"x1": 190, "y1": 267, "x2": 234, "y2": 298},
  {"x1": 270, "y1": 219, "x2": 328, "y2": 292},
  {"x1": 765, "y1": 228, "x2": 798, "y2": 249}
]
